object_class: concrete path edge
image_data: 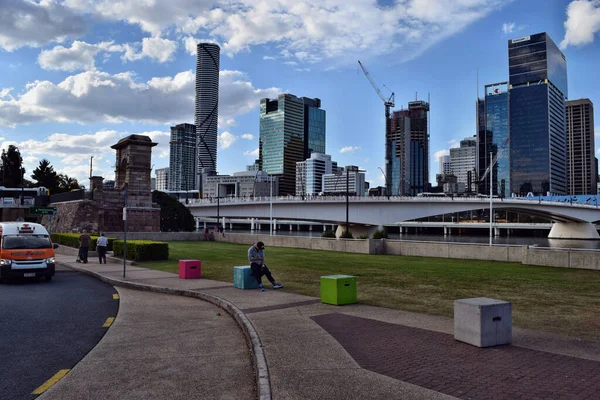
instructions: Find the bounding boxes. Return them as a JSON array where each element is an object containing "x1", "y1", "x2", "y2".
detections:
[{"x1": 57, "y1": 261, "x2": 271, "y2": 400}]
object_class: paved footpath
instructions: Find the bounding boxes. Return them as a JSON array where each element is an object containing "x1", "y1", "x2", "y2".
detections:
[{"x1": 52, "y1": 253, "x2": 600, "y2": 400}]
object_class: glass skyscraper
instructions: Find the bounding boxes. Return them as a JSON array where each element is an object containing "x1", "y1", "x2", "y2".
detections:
[
  {"x1": 168, "y1": 123, "x2": 197, "y2": 191},
  {"x1": 259, "y1": 94, "x2": 305, "y2": 195},
  {"x1": 508, "y1": 32, "x2": 567, "y2": 196},
  {"x1": 302, "y1": 97, "x2": 326, "y2": 158},
  {"x1": 477, "y1": 82, "x2": 510, "y2": 197},
  {"x1": 259, "y1": 94, "x2": 326, "y2": 195}
]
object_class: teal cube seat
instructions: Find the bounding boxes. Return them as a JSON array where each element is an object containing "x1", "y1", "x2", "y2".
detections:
[
  {"x1": 234, "y1": 266, "x2": 259, "y2": 289},
  {"x1": 320, "y1": 275, "x2": 357, "y2": 305}
]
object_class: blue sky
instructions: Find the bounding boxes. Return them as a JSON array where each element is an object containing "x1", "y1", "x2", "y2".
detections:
[{"x1": 0, "y1": 0, "x2": 599, "y2": 189}]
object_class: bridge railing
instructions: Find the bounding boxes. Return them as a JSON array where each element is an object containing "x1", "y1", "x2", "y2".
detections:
[{"x1": 185, "y1": 195, "x2": 596, "y2": 208}]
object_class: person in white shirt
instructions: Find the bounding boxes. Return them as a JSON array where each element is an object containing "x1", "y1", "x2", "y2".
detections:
[{"x1": 96, "y1": 233, "x2": 109, "y2": 264}]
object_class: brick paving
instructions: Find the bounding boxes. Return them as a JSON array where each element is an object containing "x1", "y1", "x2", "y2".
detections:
[{"x1": 311, "y1": 313, "x2": 600, "y2": 400}]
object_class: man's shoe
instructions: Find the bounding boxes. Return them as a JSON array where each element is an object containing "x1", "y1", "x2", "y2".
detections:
[
  {"x1": 273, "y1": 283, "x2": 283, "y2": 289},
  {"x1": 259, "y1": 285, "x2": 265, "y2": 292}
]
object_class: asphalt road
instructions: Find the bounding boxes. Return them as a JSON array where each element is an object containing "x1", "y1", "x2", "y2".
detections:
[{"x1": 0, "y1": 265, "x2": 119, "y2": 400}]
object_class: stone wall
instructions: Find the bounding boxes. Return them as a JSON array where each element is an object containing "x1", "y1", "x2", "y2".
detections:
[{"x1": 45, "y1": 200, "x2": 102, "y2": 233}]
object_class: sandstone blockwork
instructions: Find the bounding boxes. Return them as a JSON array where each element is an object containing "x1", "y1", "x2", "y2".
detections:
[{"x1": 47, "y1": 135, "x2": 161, "y2": 233}]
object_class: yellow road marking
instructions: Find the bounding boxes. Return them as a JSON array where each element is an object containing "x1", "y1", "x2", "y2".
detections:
[
  {"x1": 102, "y1": 317, "x2": 115, "y2": 328},
  {"x1": 112, "y1": 294, "x2": 119, "y2": 300},
  {"x1": 32, "y1": 369, "x2": 70, "y2": 394}
]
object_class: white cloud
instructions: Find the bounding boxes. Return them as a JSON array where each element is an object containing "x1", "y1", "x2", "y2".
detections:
[
  {"x1": 63, "y1": 0, "x2": 510, "y2": 64},
  {"x1": 244, "y1": 148, "x2": 259, "y2": 157},
  {"x1": 241, "y1": 133, "x2": 254, "y2": 140},
  {"x1": 263, "y1": 56, "x2": 276, "y2": 60},
  {"x1": 434, "y1": 149, "x2": 450, "y2": 160},
  {"x1": 218, "y1": 131, "x2": 237, "y2": 149},
  {"x1": 0, "y1": 69, "x2": 281, "y2": 127},
  {"x1": 502, "y1": 22, "x2": 516, "y2": 34},
  {"x1": 0, "y1": 0, "x2": 87, "y2": 51},
  {"x1": 38, "y1": 41, "x2": 122, "y2": 72},
  {"x1": 1, "y1": 129, "x2": 170, "y2": 187},
  {"x1": 339, "y1": 146, "x2": 360, "y2": 154},
  {"x1": 182, "y1": 36, "x2": 221, "y2": 56},
  {"x1": 561, "y1": 0, "x2": 600, "y2": 49},
  {"x1": 121, "y1": 36, "x2": 178, "y2": 63}
]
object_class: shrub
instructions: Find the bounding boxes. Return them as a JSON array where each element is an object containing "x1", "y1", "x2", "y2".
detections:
[
  {"x1": 359, "y1": 234, "x2": 370, "y2": 239},
  {"x1": 340, "y1": 230, "x2": 353, "y2": 239},
  {"x1": 322, "y1": 230, "x2": 336, "y2": 238},
  {"x1": 112, "y1": 240, "x2": 169, "y2": 262},
  {"x1": 373, "y1": 229, "x2": 388, "y2": 239},
  {"x1": 51, "y1": 233, "x2": 115, "y2": 251}
]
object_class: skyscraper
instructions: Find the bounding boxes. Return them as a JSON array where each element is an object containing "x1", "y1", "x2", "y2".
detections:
[
  {"x1": 450, "y1": 137, "x2": 477, "y2": 193},
  {"x1": 567, "y1": 99, "x2": 597, "y2": 194},
  {"x1": 196, "y1": 43, "x2": 220, "y2": 188},
  {"x1": 477, "y1": 82, "x2": 510, "y2": 197},
  {"x1": 168, "y1": 123, "x2": 197, "y2": 191},
  {"x1": 439, "y1": 155, "x2": 451, "y2": 174},
  {"x1": 259, "y1": 94, "x2": 325, "y2": 195},
  {"x1": 389, "y1": 100, "x2": 430, "y2": 196},
  {"x1": 508, "y1": 32, "x2": 568, "y2": 196},
  {"x1": 302, "y1": 97, "x2": 326, "y2": 158}
]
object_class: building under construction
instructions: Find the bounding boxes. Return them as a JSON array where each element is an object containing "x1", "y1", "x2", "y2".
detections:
[{"x1": 389, "y1": 100, "x2": 431, "y2": 196}]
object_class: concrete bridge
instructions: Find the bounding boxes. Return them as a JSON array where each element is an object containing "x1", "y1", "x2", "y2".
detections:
[{"x1": 186, "y1": 196, "x2": 600, "y2": 239}]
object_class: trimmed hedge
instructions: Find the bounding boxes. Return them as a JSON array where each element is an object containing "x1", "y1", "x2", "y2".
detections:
[
  {"x1": 51, "y1": 233, "x2": 115, "y2": 251},
  {"x1": 112, "y1": 240, "x2": 169, "y2": 262}
]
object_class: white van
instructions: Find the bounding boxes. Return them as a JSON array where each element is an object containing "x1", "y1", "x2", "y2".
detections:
[{"x1": 0, "y1": 222, "x2": 59, "y2": 282}]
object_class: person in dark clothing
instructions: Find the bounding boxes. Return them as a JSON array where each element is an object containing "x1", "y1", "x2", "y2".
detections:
[
  {"x1": 247, "y1": 241, "x2": 283, "y2": 292},
  {"x1": 79, "y1": 230, "x2": 91, "y2": 264}
]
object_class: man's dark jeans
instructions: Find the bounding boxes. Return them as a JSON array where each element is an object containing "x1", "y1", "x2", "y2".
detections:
[
  {"x1": 250, "y1": 262, "x2": 275, "y2": 285},
  {"x1": 97, "y1": 246, "x2": 107, "y2": 264}
]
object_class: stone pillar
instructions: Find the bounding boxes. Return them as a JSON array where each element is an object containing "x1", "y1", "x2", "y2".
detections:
[{"x1": 309, "y1": 225, "x2": 313, "y2": 231}]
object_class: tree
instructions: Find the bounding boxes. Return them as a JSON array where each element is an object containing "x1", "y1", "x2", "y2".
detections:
[
  {"x1": 31, "y1": 159, "x2": 59, "y2": 192},
  {"x1": 152, "y1": 190, "x2": 195, "y2": 232},
  {"x1": 0, "y1": 145, "x2": 24, "y2": 188},
  {"x1": 56, "y1": 174, "x2": 84, "y2": 193}
]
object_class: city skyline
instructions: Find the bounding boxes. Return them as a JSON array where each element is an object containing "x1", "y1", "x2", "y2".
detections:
[{"x1": 0, "y1": 0, "x2": 599, "y2": 189}]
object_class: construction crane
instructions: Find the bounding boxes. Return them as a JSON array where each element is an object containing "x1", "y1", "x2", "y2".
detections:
[{"x1": 358, "y1": 60, "x2": 395, "y2": 194}]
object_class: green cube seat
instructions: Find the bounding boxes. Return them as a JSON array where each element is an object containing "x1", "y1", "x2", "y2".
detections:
[{"x1": 320, "y1": 275, "x2": 357, "y2": 305}]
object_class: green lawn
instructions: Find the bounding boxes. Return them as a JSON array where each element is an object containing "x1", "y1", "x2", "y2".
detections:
[{"x1": 140, "y1": 241, "x2": 600, "y2": 340}]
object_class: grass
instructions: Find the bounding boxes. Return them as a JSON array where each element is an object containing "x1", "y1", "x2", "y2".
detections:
[{"x1": 140, "y1": 241, "x2": 600, "y2": 341}]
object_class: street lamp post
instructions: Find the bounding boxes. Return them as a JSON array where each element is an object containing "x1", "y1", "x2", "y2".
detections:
[
  {"x1": 269, "y1": 176, "x2": 273, "y2": 236},
  {"x1": 489, "y1": 151, "x2": 493, "y2": 246},
  {"x1": 377, "y1": 167, "x2": 390, "y2": 199},
  {"x1": 123, "y1": 183, "x2": 128, "y2": 278}
]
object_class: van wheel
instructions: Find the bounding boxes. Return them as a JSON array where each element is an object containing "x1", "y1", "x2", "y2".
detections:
[{"x1": 44, "y1": 276, "x2": 52, "y2": 282}]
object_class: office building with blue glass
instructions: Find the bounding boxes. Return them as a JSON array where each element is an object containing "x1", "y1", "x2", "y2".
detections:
[
  {"x1": 477, "y1": 82, "x2": 510, "y2": 197},
  {"x1": 508, "y1": 32, "x2": 568, "y2": 196},
  {"x1": 259, "y1": 94, "x2": 326, "y2": 195}
]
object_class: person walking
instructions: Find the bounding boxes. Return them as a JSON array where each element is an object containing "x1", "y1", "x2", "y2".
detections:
[
  {"x1": 97, "y1": 233, "x2": 108, "y2": 264},
  {"x1": 79, "y1": 230, "x2": 91, "y2": 264},
  {"x1": 247, "y1": 241, "x2": 283, "y2": 292}
]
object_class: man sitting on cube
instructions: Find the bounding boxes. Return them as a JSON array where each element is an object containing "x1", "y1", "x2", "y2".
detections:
[{"x1": 248, "y1": 241, "x2": 284, "y2": 292}]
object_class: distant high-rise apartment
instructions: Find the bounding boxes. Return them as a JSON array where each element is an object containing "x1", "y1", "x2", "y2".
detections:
[
  {"x1": 567, "y1": 99, "x2": 597, "y2": 194},
  {"x1": 302, "y1": 97, "x2": 326, "y2": 158},
  {"x1": 389, "y1": 100, "x2": 430, "y2": 196},
  {"x1": 477, "y1": 82, "x2": 510, "y2": 197},
  {"x1": 155, "y1": 167, "x2": 169, "y2": 191},
  {"x1": 196, "y1": 43, "x2": 220, "y2": 187},
  {"x1": 450, "y1": 137, "x2": 477, "y2": 193},
  {"x1": 168, "y1": 124, "x2": 196, "y2": 191},
  {"x1": 295, "y1": 153, "x2": 338, "y2": 196},
  {"x1": 259, "y1": 94, "x2": 305, "y2": 195},
  {"x1": 508, "y1": 32, "x2": 567, "y2": 196},
  {"x1": 439, "y1": 155, "x2": 451, "y2": 174}
]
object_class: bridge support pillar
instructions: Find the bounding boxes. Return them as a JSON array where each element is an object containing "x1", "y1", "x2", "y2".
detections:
[
  {"x1": 309, "y1": 225, "x2": 313, "y2": 231},
  {"x1": 494, "y1": 228, "x2": 501, "y2": 237},
  {"x1": 290, "y1": 224, "x2": 292, "y2": 231},
  {"x1": 548, "y1": 222, "x2": 600, "y2": 239},
  {"x1": 444, "y1": 227, "x2": 448, "y2": 236},
  {"x1": 250, "y1": 218, "x2": 254, "y2": 231},
  {"x1": 203, "y1": 221, "x2": 207, "y2": 230},
  {"x1": 230, "y1": 222, "x2": 233, "y2": 230},
  {"x1": 274, "y1": 219, "x2": 278, "y2": 231},
  {"x1": 195, "y1": 218, "x2": 200, "y2": 231}
]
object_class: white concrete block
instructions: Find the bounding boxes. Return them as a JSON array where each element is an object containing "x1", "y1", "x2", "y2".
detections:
[{"x1": 454, "y1": 297, "x2": 512, "y2": 348}]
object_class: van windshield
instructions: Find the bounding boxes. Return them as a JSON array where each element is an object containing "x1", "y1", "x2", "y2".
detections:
[{"x1": 2, "y1": 235, "x2": 52, "y2": 249}]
